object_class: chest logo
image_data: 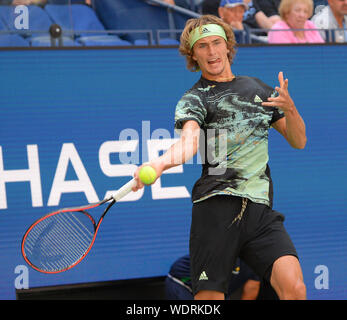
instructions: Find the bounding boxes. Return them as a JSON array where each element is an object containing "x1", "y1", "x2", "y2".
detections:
[{"x1": 254, "y1": 95, "x2": 263, "y2": 103}]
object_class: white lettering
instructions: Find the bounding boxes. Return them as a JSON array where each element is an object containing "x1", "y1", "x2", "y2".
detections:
[
  {"x1": 126, "y1": 304, "x2": 160, "y2": 317},
  {"x1": 314, "y1": 265, "x2": 329, "y2": 289},
  {"x1": 0, "y1": 145, "x2": 43, "y2": 209},
  {"x1": 2, "y1": 135, "x2": 195, "y2": 209},
  {"x1": 169, "y1": 304, "x2": 221, "y2": 315},
  {"x1": 14, "y1": 5, "x2": 29, "y2": 30},
  {"x1": 47, "y1": 143, "x2": 98, "y2": 206},
  {"x1": 99, "y1": 140, "x2": 143, "y2": 201},
  {"x1": 14, "y1": 265, "x2": 29, "y2": 289}
]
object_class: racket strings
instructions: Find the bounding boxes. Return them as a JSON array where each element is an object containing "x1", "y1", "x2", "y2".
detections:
[{"x1": 23, "y1": 211, "x2": 95, "y2": 272}]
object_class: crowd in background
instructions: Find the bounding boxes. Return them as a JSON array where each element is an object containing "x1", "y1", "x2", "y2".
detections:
[
  {"x1": 0, "y1": 0, "x2": 346, "y2": 45},
  {"x1": 161, "y1": 0, "x2": 347, "y2": 43}
]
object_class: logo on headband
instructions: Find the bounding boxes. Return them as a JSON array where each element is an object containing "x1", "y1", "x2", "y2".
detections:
[{"x1": 201, "y1": 27, "x2": 210, "y2": 34}]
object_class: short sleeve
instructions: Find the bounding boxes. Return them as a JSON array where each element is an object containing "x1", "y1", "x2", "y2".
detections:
[{"x1": 174, "y1": 91, "x2": 207, "y2": 131}]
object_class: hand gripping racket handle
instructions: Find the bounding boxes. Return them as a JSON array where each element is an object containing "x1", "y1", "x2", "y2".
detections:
[{"x1": 112, "y1": 178, "x2": 136, "y2": 202}]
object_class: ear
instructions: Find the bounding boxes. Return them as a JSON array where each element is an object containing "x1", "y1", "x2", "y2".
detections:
[{"x1": 191, "y1": 50, "x2": 197, "y2": 61}]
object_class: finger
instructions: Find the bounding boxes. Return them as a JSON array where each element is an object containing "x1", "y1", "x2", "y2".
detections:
[
  {"x1": 132, "y1": 175, "x2": 139, "y2": 191},
  {"x1": 284, "y1": 78, "x2": 289, "y2": 90},
  {"x1": 266, "y1": 96, "x2": 283, "y2": 102},
  {"x1": 132, "y1": 178, "x2": 144, "y2": 191},
  {"x1": 132, "y1": 166, "x2": 145, "y2": 191},
  {"x1": 275, "y1": 87, "x2": 285, "y2": 98},
  {"x1": 278, "y1": 71, "x2": 284, "y2": 88},
  {"x1": 262, "y1": 101, "x2": 278, "y2": 107}
]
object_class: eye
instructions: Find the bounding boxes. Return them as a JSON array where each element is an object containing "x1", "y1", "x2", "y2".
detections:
[{"x1": 212, "y1": 40, "x2": 221, "y2": 47}]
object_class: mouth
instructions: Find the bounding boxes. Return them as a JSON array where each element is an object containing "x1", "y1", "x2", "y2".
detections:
[
  {"x1": 208, "y1": 58, "x2": 221, "y2": 65},
  {"x1": 296, "y1": 19, "x2": 306, "y2": 24}
]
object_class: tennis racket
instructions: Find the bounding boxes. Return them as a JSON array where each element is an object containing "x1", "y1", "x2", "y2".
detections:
[{"x1": 21, "y1": 178, "x2": 136, "y2": 274}]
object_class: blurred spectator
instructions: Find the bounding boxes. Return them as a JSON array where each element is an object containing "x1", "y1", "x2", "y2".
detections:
[
  {"x1": 201, "y1": 0, "x2": 282, "y2": 33},
  {"x1": 268, "y1": 0, "x2": 324, "y2": 43},
  {"x1": 252, "y1": 0, "x2": 281, "y2": 29},
  {"x1": 218, "y1": 0, "x2": 248, "y2": 30},
  {"x1": 242, "y1": 0, "x2": 275, "y2": 34},
  {"x1": 201, "y1": 0, "x2": 270, "y2": 41},
  {"x1": 311, "y1": 0, "x2": 347, "y2": 42},
  {"x1": 243, "y1": 0, "x2": 260, "y2": 29},
  {"x1": 218, "y1": 0, "x2": 254, "y2": 43},
  {"x1": 201, "y1": 0, "x2": 220, "y2": 16}
]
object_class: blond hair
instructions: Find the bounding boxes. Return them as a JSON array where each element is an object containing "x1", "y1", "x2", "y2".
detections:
[
  {"x1": 279, "y1": 0, "x2": 314, "y2": 21},
  {"x1": 179, "y1": 15, "x2": 237, "y2": 72}
]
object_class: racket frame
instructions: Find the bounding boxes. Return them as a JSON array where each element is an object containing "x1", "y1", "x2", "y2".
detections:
[{"x1": 21, "y1": 178, "x2": 135, "y2": 273}]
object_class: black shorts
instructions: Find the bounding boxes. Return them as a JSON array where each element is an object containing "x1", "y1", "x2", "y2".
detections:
[{"x1": 189, "y1": 195, "x2": 298, "y2": 296}]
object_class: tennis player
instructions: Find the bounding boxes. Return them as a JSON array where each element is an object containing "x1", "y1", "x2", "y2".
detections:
[{"x1": 133, "y1": 14, "x2": 307, "y2": 300}]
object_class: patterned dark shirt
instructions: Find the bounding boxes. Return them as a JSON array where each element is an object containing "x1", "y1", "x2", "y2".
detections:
[{"x1": 175, "y1": 76, "x2": 284, "y2": 207}]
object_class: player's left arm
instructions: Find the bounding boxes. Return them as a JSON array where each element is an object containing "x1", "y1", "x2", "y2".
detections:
[{"x1": 262, "y1": 72, "x2": 307, "y2": 149}]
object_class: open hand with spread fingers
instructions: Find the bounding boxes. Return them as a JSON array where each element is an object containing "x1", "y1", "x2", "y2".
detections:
[{"x1": 262, "y1": 71, "x2": 295, "y2": 113}]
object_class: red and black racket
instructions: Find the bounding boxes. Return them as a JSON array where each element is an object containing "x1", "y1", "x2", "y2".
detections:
[{"x1": 21, "y1": 179, "x2": 136, "y2": 274}]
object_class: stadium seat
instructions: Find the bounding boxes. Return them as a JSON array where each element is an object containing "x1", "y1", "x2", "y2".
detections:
[
  {"x1": 0, "y1": 33, "x2": 30, "y2": 47},
  {"x1": 158, "y1": 38, "x2": 180, "y2": 45},
  {"x1": 44, "y1": 4, "x2": 132, "y2": 46},
  {"x1": 0, "y1": 5, "x2": 78, "y2": 47},
  {"x1": 94, "y1": 0, "x2": 188, "y2": 45},
  {"x1": 134, "y1": 39, "x2": 150, "y2": 46},
  {"x1": 0, "y1": 18, "x2": 29, "y2": 47}
]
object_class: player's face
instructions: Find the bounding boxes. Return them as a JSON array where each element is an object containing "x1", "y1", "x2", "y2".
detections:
[{"x1": 192, "y1": 35, "x2": 232, "y2": 81}]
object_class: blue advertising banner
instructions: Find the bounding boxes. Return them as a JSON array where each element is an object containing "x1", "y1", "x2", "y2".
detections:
[{"x1": 0, "y1": 45, "x2": 346, "y2": 300}]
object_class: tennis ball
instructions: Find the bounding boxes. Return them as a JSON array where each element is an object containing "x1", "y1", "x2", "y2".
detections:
[{"x1": 139, "y1": 165, "x2": 157, "y2": 185}]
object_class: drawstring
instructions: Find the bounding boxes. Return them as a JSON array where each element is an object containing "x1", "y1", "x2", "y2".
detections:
[{"x1": 228, "y1": 198, "x2": 248, "y2": 228}]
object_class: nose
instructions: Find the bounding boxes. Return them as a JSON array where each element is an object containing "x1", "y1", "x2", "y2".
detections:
[
  {"x1": 207, "y1": 44, "x2": 216, "y2": 56},
  {"x1": 297, "y1": 10, "x2": 307, "y2": 19}
]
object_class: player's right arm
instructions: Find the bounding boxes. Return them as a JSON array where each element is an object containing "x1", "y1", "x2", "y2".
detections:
[{"x1": 132, "y1": 120, "x2": 200, "y2": 191}]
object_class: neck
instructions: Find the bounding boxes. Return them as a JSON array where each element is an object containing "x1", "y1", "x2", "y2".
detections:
[
  {"x1": 215, "y1": 75, "x2": 236, "y2": 82},
  {"x1": 202, "y1": 71, "x2": 235, "y2": 82},
  {"x1": 293, "y1": 30, "x2": 306, "y2": 39}
]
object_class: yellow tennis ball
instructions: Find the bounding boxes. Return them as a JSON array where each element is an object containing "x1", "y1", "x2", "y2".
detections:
[{"x1": 139, "y1": 165, "x2": 157, "y2": 185}]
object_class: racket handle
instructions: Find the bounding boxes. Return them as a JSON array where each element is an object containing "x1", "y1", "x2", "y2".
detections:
[{"x1": 112, "y1": 178, "x2": 136, "y2": 202}]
